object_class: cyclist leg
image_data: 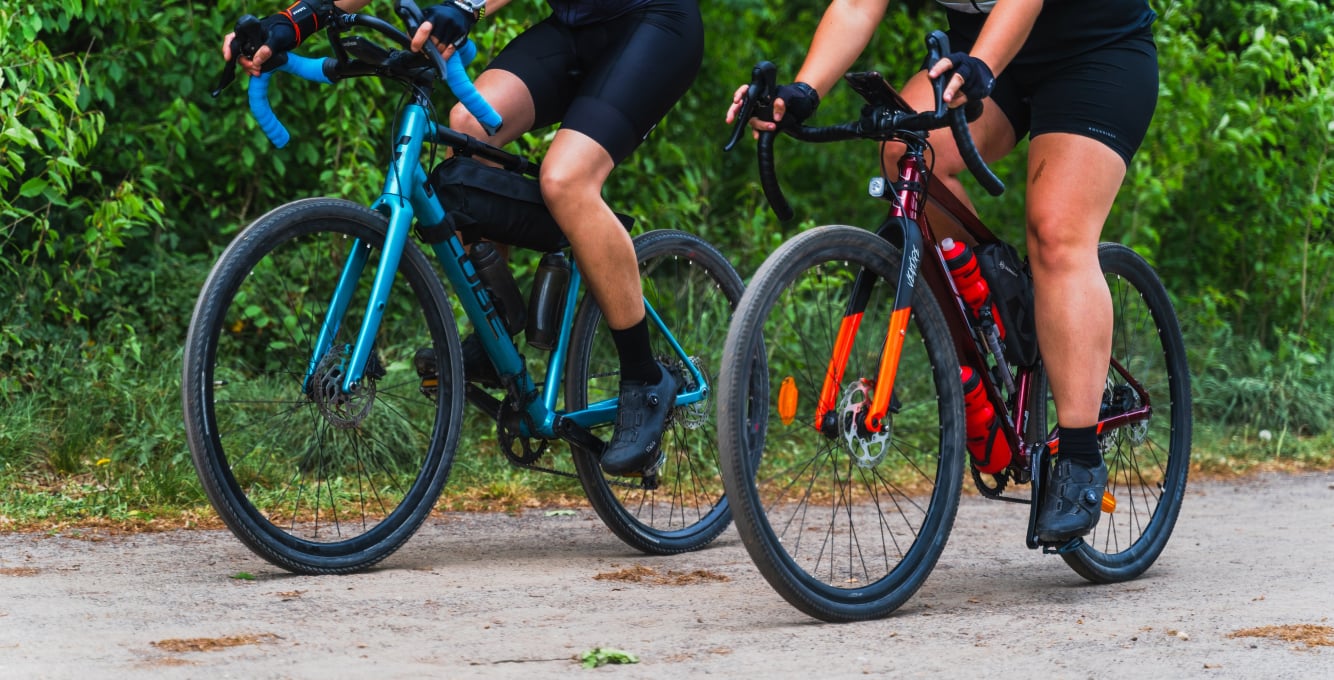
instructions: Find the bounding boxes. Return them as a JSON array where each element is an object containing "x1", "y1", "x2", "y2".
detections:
[
  {"x1": 529, "y1": 0, "x2": 703, "y2": 475},
  {"x1": 1027, "y1": 132, "x2": 1122, "y2": 541},
  {"x1": 1025, "y1": 134, "x2": 1123, "y2": 431},
  {"x1": 1029, "y1": 35, "x2": 1158, "y2": 542},
  {"x1": 540, "y1": 131, "x2": 640, "y2": 328},
  {"x1": 446, "y1": 68, "x2": 537, "y2": 146}
]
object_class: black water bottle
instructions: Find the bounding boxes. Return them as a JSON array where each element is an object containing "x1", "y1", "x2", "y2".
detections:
[
  {"x1": 470, "y1": 242, "x2": 526, "y2": 335},
  {"x1": 525, "y1": 252, "x2": 571, "y2": 350}
]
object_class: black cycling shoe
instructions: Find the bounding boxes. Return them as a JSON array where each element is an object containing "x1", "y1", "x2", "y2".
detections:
[
  {"x1": 1036, "y1": 457, "x2": 1108, "y2": 544},
  {"x1": 600, "y1": 363, "x2": 678, "y2": 477},
  {"x1": 412, "y1": 334, "x2": 502, "y2": 393}
]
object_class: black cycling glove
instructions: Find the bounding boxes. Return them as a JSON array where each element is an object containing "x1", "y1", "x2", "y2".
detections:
[
  {"x1": 422, "y1": 2, "x2": 479, "y2": 49},
  {"x1": 775, "y1": 82, "x2": 820, "y2": 129},
  {"x1": 943, "y1": 52, "x2": 995, "y2": 102}
]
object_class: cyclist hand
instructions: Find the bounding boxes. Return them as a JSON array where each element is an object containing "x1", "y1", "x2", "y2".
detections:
[
  {"x1": 928, "y1": 52, "x2": 994, "y2": 108},
  {"x1": 220, "y1": 12, "x2": 302, "y2": 77},
  {"x1": 725, "y1": 81, "x2": 819, "y2": 137},
  {"x1": 411, "y1": 3, "x2": 477, "y2": 57}
]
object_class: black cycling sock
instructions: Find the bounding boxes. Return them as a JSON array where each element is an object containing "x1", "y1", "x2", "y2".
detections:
[
  {"x1": 610, "y1": 318, "x2": 661, "y2": 385},
  {"x1": 1057, "y1": 425, "x2": 1102, "y2": 466}
]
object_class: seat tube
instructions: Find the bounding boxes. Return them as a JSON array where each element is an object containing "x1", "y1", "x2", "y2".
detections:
[{"x1": 539, "y1": 262, "x2": 584, "y2": 419}]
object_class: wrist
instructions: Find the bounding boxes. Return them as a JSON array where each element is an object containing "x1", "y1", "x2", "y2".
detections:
[
  {"x1": 276, "y1": 0, "x2": 335, "y2": 46},
  {"x1": 451, "y1": 0, "x2": 485, "y2": 21},
  {"x1": 790, "y1": 82, "x2": 820, "y2": 107}
]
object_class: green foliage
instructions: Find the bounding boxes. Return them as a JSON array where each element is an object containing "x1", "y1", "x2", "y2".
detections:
[
  {"x1": 1120, "y1": 0, "x2": 1333, "y2": 346},
  {"x1": 1, "y1": 0, "x2": 1331, "y2": 519},
  {"x1": 1194, "y1": 326, "x2": 1334, "y2": 435},
  {"x1": 579, "y1": 648, "x2": 639, "y2": 668}
]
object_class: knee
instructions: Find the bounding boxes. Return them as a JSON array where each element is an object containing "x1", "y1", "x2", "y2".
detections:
[
  {"x1": 448, "y1": 102, "x2": 483, "y2": 138},
  {"x1": 1025, "y1": 217, "x2": 1098, "y2": 276},
  {"x1": 538, "y1": 164, "x2": 596, "y2": 213}
]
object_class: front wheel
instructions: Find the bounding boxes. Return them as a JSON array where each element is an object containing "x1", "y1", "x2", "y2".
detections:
[
  {"x1": 182, "y1": 198, "x2": 465, "y2": 574},
  {"x1": 718, "y1": 225, "x2": 965, "y2": 622},
  {"x1": 565, "y1": 230, "x2": 749, "y2": 554},
  {"x1": 1058, "y1": 243, "x2": 1192, "y2": 582}
]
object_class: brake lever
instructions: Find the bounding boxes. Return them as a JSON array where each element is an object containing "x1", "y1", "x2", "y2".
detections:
[
  {"x1": 391, "y1": 0, "x2": 457, "y2": 81},
  {"x1": 724, "y1": 60, "x2": 777, "y2": 152},
  {"x1": 925, "y1": 30, "x2": 950, "y2": 119},
  {"x1": 395, "y1": 0, "x2": 425, "y2": 31}
]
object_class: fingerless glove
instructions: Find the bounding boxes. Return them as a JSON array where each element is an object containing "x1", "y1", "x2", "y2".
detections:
[
  {"x1": 775, "y1": 82, "x2": 820, "y2": 128},
  {"x1": 944, "y1": 52, "x2": 995, "y2": 101},
  {"x1": 422, "y1": 2, "x2": 479, "y2": 49}
]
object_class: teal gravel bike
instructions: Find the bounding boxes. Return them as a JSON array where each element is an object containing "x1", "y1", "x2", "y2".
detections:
[{"x1": 183, "y1": 2, "x2": 750, "y2": 574}]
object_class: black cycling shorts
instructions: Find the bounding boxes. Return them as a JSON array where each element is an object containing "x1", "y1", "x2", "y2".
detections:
[
  {"x1": 485, "y1": 0, "x2": 703, "y2": 164},
  {"x1": 961, "y1": 30, "x2": 1159, "y2": 165}
]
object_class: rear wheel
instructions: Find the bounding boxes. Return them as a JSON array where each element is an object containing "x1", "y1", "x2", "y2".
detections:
[
  {"x1": 565, "y1": 230, "x2": 749, "y2": 554},
  {"x1": 1029, "y1": 243, "x2": 1191, "y2": 582},
  {"x1": 718, "y1": 225, "x2": 965, "y2": 622},
  {"x1": 182, "y1": 198, "x2": 464, "y2": 574}
]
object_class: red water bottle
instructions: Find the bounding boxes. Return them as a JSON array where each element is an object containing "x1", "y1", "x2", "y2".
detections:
[
  {"x1": 960, "y1": 366, "x2": 1012, "y2": 474},
  {"x1": 941, "y1": 238, "x2": 1005, "y2": 339}
]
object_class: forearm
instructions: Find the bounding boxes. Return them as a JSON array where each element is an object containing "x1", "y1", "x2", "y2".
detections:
[
  {"x1": 794, "y1": 0, "x2": 890, "y2": 97},
  {"x1": 968, "y1": 0, "x2": 1043, "y2": 75}
]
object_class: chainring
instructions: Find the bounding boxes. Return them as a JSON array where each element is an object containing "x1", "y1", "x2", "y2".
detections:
[{"x1": 496, "y1": 396, "x2": 548, "y2": 466}]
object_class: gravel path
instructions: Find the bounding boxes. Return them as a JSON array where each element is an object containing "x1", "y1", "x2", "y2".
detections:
[{"x1": 2, "y1": 471, "x2": 1332, "y2": 679}]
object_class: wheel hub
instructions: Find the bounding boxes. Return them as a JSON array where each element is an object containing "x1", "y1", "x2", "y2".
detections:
[{"x1": 1100, "y1": 382, "x2": 1148, "y2": 452}]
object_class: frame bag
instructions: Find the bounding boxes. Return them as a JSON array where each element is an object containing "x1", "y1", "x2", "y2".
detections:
[
  {"x1": 426, "y1": 156, "x2": 568, "y2": 252},
  {"x1": 976, "y1": 241, "x2": 1039, "y2": 368}
]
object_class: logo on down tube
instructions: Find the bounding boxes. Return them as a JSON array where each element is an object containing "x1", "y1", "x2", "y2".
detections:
[{"x1": 905, "y1": 245, "x2": 921, "y2": 288}]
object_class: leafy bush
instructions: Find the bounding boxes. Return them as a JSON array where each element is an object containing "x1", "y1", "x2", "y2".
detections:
[{"x1": 1, "y1": 0, "x2": 1331, "y2": 504}]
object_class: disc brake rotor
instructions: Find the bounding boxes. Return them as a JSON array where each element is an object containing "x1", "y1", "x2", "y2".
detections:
[
  {"x1": 839, "y1": 380, "x2": 891, "y2": 469},
  {"x1": 311, "y1": 345, "x2": 376, "y2": 429},
  {"x1": 1100, "y1": 381, "x2": 1148, "y2": 453}
]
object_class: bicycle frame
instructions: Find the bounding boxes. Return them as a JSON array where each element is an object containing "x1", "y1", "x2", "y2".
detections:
[
  {"x1": 820, "y1": 142, "x2": 1157, "y2": 478},
  {"x1": 303, "y1": 95, "x2": 708, "y2": 445}
]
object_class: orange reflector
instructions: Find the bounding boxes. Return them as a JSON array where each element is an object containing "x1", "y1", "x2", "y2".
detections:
[
  {"x1": 778, "y1": 376, "x2": 798, "y2": 426},
  {"x1": 1101, "y1": 491, "x2": 1116, "y2": 514}
]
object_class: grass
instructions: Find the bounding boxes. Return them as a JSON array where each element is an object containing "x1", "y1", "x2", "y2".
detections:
[
  {"x1": 2, "y1": 323, "x2": 1332, "y2": 533},
  {"x1": 2, "y1": 419, "x2": 1331, "y2": 534}
]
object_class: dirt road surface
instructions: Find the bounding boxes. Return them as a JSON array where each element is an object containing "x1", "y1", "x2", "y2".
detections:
[{"x1": 3, "y1": 471, "x2": 1332, "y2": 679}]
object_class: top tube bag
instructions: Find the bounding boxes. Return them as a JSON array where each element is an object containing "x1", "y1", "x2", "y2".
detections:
[{"x1": 427, "y1": 156, "x2": 568, "y2": 252}]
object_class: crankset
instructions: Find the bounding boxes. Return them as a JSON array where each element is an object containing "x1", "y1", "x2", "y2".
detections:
[
  {"x1": 496, "y1": 395, "x2": 548, "y2": 466},
  {"x1": 971, "y1": 465, "x2": 1009, "y2": 498}
]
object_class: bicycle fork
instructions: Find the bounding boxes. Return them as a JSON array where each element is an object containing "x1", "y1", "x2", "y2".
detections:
[{"x1": 813, "y1": 218, "x2": 925, "y2": 436}]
